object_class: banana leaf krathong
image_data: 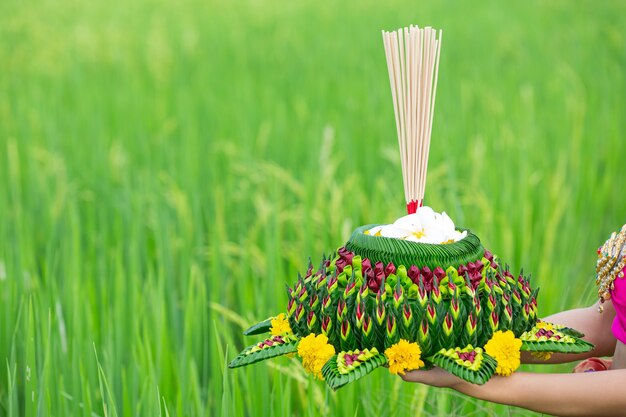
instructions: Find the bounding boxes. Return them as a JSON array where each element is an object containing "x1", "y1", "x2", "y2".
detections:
[{"x1": 229, "y1": 225, "x2": 594, "y2": 390}]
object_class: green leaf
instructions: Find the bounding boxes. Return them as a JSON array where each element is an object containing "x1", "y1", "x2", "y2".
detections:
[
  {"x1": 558, "y1": 326, "x2": 585, "y2": 338},
  {"x1": 228, "y1": 340, "x2": 298, "y2": 368},
  {"x1": 242, "y1": 317, "x2": 274, "y2": 336}
]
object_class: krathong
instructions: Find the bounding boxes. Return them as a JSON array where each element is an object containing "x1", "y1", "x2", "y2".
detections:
[{"x1": 228, "y1": 25, "x2": 593, "y2": 390}]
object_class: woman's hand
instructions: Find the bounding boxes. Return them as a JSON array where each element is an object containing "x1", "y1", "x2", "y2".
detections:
[
  {"x1": 401, "y1": 366, "x2": 626, "y2": 417},
  {"x1": 400, "y1": 366, "x2": 464, "y2": 388}
]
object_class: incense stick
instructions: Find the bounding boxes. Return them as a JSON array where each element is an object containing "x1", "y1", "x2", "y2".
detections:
[{"x1": 382, "y1": 26, "x2": 442, "y2": 214}]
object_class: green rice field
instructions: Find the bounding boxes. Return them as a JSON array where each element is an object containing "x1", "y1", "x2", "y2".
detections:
[{"x1": 0, "y1": 0, "x2": 625, "y2": 415}]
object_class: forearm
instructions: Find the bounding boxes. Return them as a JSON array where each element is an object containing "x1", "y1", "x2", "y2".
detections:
[{"x1": 451, "y1": 370, "x2": 626, "y2": 417}]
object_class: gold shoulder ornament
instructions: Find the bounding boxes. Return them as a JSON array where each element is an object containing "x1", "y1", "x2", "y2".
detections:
[{"x1": 596, "y1": 224, "x2": 626, "y2": 313}]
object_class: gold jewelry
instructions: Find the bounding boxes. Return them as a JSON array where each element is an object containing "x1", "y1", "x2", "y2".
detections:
[{"x1": 596, "y1": 224, "x2": 626, "y2": 312}]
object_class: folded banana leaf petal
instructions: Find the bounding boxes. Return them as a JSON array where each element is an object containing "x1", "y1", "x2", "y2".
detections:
[
  {"x1": 556, "y1": 326, "x2": 585, "y2": 339},
  {"x1": 229, "y1": 337, "x2": 299, "y2": 368},
  {"x1": 519, "y1": 324, "x2": 593, "y2": 353},
  {"x1": 427, "y1": 346, "x2": 496, "y2": 385},
  {"x1": 534, "y1": 321, "x2": 586, "y2": 339},
  {"x1": 322, "y1": 349, "x2": 388, "y2": 391},
  {"x1": 520, "y1": 338, "x2": 594, "y2": 353}
]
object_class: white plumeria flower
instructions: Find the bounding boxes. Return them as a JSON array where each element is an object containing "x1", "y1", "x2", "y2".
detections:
[
  {"x1": 439, "y1": 212, "x2": 455, "y2": 232},
  {"x1": 393, "y1": 213, "x2": 423, "y2": 231},
  {"x1": 367, "y1": 206, "x2": 465, "y2": 244},
  {"x1": 379, "y1": 225, "x2": 414, "y2": 239},
  {"x1": 451, "y1": 230, "x2": 468, "y2": 241},
  {"x1": 416, "y1": 206, "x2": 436, "y2": 221}
]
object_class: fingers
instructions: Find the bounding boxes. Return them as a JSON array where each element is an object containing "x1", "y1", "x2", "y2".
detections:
[
  {"x1": 398, "y1": 367, "x2": 462, "y2": 388},
  {"x1": 399, "y1": 372, "x2": 413, "y2": 382},
  {"x1": 399, "y1": 370, "x2": 427, "y2": 383}
]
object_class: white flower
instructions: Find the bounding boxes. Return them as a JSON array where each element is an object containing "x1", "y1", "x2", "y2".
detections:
[{"x1": 366, "y1": 206, "x2": 466, "y2": 244}]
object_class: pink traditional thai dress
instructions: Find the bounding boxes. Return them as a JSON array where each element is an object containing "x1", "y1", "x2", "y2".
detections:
[{"x1": 611, "y1": 266, "x2": 626, "y2": 344}]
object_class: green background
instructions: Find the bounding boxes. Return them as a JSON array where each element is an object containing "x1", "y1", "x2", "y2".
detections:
[{"x1": 0, "y1": 0, "x2": 624, "y2": 415}]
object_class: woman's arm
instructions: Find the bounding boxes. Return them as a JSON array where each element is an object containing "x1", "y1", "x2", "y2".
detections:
[
  {"x1": 523, "y1": 300, "x2": 617, "y2": 364},
  {"x1": 402, "y1": 367, "x2": 626, "y2": 417}
]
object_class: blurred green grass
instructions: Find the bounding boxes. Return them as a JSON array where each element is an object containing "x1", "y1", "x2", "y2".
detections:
[{"x1": 0, "y1": 0, "x2": 625, "y2": 415}]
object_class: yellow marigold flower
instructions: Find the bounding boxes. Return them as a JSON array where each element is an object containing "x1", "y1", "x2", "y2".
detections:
[
  {"x1": 270, "y1": 313, "x2": 292, "y2": 336},
  {"x1": 531, "y1": 351, "x2": 553, "y2": 361},
  {"x1": 484, "y1": 330, "x2": 522, "y2": 376},
  {"x1": 297, "y1": 333, "x2": 335, "y2": 380},
  {"x1": 384, "y1": 339, "x2": 425, "y2": 375}
]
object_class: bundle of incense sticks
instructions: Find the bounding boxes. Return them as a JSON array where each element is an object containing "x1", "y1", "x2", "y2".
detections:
[{"x1": 382, "y1": 26, "x2": 442, "y2": 214}]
